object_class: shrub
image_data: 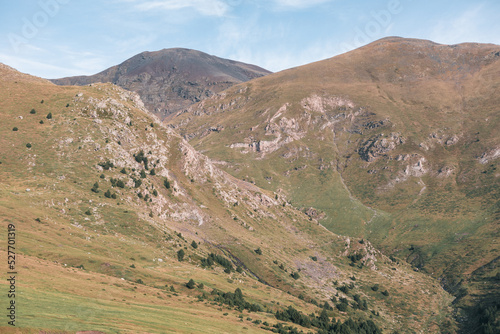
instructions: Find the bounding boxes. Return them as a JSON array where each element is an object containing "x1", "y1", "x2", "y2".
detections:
[
  {"x1": 46, "y1": 112, "x2": 52, "y2": 119},
  {"x1": 39, "y1": 120, "x2": 44, "y2": 124},
  {"x1": 349, "y1": 253, "x2": 363, "y2": 263},
  {"x1": 371, "y1": 284, "x2": 379, "y2": 292},
  {"x1": 91, "y1": 182, "x2": 99, "y2": 193},
  {"x1": 40, "y1": 100, "x2": 44, "y2": 104},
  {"x1": 133, "y1": 178, "x2": 142, "y2": 188},
  {"x1": 100, "y1": 174, "x2": 105, "y2": 179},
  {"x1": 336, "y1": 302, "x2": 348, "y2": 312},
  {"x1": 130, "y1": 264, "x2": 135, "y2": 268},
  {"x1": 120, "y1": 168, "x2": 127, "y2": 174},
  {"x1": 254, "y1": 248, "x2": 262, "y2": 255},
  {"x1": 177, "y1": 249, "x2": 185, "y2": 262},
  {"x1": 12, "y1": 127, "x2": 18, "y2": 131},
  {"x1": 290, "y1": 272, "x2": 300, "y2": 280},
  {"x1": 236, "y1": 266, "x2": 243, "y2": 273},
  {"x1": 150, "y1": 168, "x2": 156, "y2": 175},
  {"x1": 381, "y1": 290, "x2": 389, "y2": 296},
  {"x1": 186, "y1": 279, "x2": 195, "y2": 289},
  {"x1": 140, "y1": 170, "x2": 146, "y2": 178},
  {"x1": 134, "y1": 150, "x2": 149, "y2": 169},
  {"x1": 30, "y1": 109, "x2": 36, "y2": 114},
  {"x1": 111, "y1": 193, "x2": 117, "y2": 199},
  {"x1": 311, "y1": 256, "x2": 318, "y2": 261},
  {"x1": 85, "y1": 209, "x2": 92, "y2": 215},
  {"x1": 116, "y1": 180, "x2": 125, "y2": 188},
  {"x1": 164, "y1": 178, "x2": 171, "y2": 189},
  {"x1": 26, "y1": 143, "x2": 32, "y2": 148},
  {"x1": 104, "y1": 189, "x2": 111, "y2": 198},
  {"x1": 197, "y1": 283, "x2": 204, "y2": 289},
  {"x1": 66, "y1": 103, "x2": 70, "y2": 107},
  {"x1": 191, "y1": 240, "x2": 198, "y2": 249},
  {"x1": 136, "y1": 279, "x2": 144, "y2": 284},
  {"x1": 152, "y1": 189, "x2": 158, "y2": 196}
]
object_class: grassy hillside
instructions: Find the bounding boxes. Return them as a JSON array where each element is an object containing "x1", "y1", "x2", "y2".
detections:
[
  {"x1": 168, "y1": 38, "x2": 500, "y2": 331},
  {"x1": 0, "y1": 63, "x2": 455, "y2": 333}
]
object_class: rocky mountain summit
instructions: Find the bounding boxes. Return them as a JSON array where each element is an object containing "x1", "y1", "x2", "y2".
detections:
[{"x1": 50, "y1": 48, "x2": 271, "y2": 120}]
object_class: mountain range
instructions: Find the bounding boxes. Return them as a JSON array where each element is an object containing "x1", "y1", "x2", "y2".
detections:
[{"x1": 1, "y1": 37, "x2": 498, "y2": 333}]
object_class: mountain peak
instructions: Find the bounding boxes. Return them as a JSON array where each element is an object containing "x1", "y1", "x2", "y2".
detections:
[{"x1": 51, "y1": 48, "x2": 271, "y2": 119}]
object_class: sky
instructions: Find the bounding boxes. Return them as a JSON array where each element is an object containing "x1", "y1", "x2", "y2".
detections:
[{"x1": 1, "y1": 0, "x2": 499, "y2": 79}]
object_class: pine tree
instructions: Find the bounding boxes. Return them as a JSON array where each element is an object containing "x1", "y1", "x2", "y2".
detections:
[
  {"x1": 186, "y1": 279, "x2": 195, "y2": 289},
  {"x1": 177, "y1": 249, "x2": 185, "y2": 262}
]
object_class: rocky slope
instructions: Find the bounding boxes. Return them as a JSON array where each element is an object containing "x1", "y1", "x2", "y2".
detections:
[
  {"x1": 168, "y1": 37, "x2": 500, "y2": 331},
  {"x1": 50, "y1": 48, "x2": 271, "y2": 120},
  {"x1": 0, "y1": 63, "x2": 455, "y2": 333}
]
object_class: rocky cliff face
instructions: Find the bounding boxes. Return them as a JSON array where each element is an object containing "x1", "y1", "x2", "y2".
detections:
[{"x1": 50, "y1": 48, "x2": 271, "y2": 120}]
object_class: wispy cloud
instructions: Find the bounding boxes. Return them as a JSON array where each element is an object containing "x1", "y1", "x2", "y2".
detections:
[
  {"x1": 428, "y1": 4, "x2": 499, "y2": 45},
  {"x1": 273, "y1": 0, "x2": 332, "y2": 9},
  {"x1": 131, "y1": 0, "x2": 229, "y2": 17},
  {"x1": 0, "y1": 53, "x2": 79, "y2": 78}
]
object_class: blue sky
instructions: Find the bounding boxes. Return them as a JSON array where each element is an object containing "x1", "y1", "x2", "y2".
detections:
[{"x1": 1, "y1": 0, "x2": 499, "y2": 78}]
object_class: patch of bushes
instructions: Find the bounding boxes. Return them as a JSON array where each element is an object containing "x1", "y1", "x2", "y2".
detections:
[
  {"x1": 98, "y1": 160, "x2": 114, "y2": 170},
  {"x1": 201, "y1": 253, "x2": 233, "y2": 272},
  {"x1": 349, "y1": 253, "x2": 363, "y2": 263},
  {"x1": 211, "y1": 287, "x2": 263, "y2": 312}
]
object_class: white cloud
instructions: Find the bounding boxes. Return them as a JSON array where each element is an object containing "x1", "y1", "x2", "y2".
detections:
[
  {"x1": 273, "y1": 0, "x2": 332, "y2": 9},
  {"x1": 132, "y1": 0, "x2": 229, "y2": 17}
]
